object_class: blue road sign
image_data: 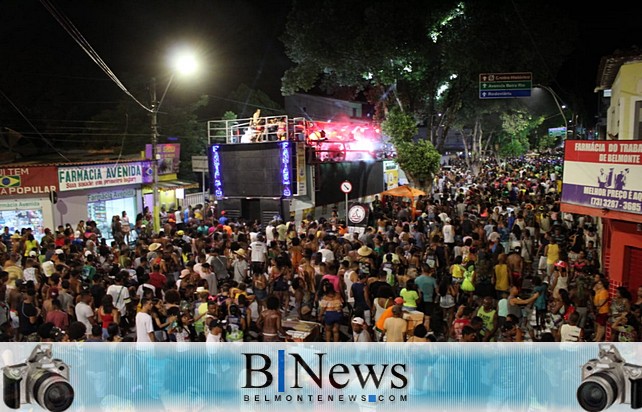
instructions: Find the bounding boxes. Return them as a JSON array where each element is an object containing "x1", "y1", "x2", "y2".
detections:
[{"x1": 479, "y1": 89, "x2": 532, "y2": 99}]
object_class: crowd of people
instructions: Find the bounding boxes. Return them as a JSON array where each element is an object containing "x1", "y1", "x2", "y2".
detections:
[{"x1": 0, "y1": 155, "x2": 640, "y2": 344}]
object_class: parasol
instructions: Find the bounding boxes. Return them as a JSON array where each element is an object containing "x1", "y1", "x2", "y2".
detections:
[{"x1": 380, "y1": 185, "x2": 426, "y2": 218}]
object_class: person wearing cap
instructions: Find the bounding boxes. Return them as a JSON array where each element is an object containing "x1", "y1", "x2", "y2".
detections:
[
  {"x1": 176, "y1": 268, "x2": 191, "y2": 289},
  {"x1": 550, "y1": 260, "x2": 569, "y2": 300},
  {"x1": 351, "y1": 316, "x2": 372, "y2": 342},
  {"x1": 442, "y1": 217, "x2": 455, "y2": 250}
]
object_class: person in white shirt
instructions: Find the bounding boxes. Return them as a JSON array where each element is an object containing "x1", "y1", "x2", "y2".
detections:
[
  {"x1": 559, "y1": 311, "x2": 583, "y2": 342},
  {"x1": 249, "y1": 235, "x2": 268, "y2": 274},
  {"x1": 442, "y1": 218, "x2": 455, "y2": 247},
  {"x1": 136, "y1": 298, "x2": 155, "y2": 342},
  {"x1": 106, "y1": 272, "x2": 131, "y2": 316},
  {"x1": 75, "y1": 290, "x2": 96, "y2": 336},
  {"x1": 265, "y1": 221, "x2": 276, "y2": 244},
  {"x1": 319, "y1": 244, "x2": 335, "y2": 263},
  {"x1": 351, "y1": 317, "x2": 372, "y2": 342}
]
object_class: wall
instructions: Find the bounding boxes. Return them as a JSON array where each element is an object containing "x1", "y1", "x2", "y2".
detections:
[
  {"x1": 55, "y1": 186, "x2": 143, "y2": 228},
  {"x1": 604, "y1": 218, "x2": 642, "y2": 288},
  {"x1": 314, "y1": 160, "x2": 384, "y2": 205},
  {"x1": 608, "y1": 61, "x2": 642, "y2": 140}
]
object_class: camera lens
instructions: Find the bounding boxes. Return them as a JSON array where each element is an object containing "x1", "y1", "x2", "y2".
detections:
[
  {"x1": 577, "y1": 372, "x2": 618, "y2": 412},
  {"x1": 32, "y1": 371, "x2": 74, "y2": 412}
]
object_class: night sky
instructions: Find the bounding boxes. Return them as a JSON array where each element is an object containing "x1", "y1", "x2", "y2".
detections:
[{"x1": 0, "y1": 0, "x2": 639, "y2": 148}]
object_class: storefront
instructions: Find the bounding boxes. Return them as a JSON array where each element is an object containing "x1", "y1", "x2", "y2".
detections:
[
  {"x1": 56, "y1": 161, "x2": 151, "y2": 240},
  {"x1": 0, "y1": 165, "x2": 58, "y2": 240},
  {"x1": 142, "y1": 176, "x2": 200, "y2": 213}
]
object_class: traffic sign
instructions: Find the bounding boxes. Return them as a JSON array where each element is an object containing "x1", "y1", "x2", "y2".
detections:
[
  {"x1": 479, "y1": 90, "x2": 532, "y2": 99},
  {"x1": 192, "y1": 155, "x2": 209, "y2": 173},
  {"x1": 479, "y1": 72, "x2": 532, "y2": 99},
  {"x1": 340, "y1": 181, "x2": 352, "y2": 194},
  {"x1": 347, "y1": 203, "x2": 368, "y2": 226}
]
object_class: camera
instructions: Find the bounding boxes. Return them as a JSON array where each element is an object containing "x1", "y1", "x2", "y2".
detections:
[
  {"x1": 3, "y1": 344, "x2": 74, "y2": 412},
  {"x1": 577, "y1": 344, "x2": 642, "y2": 411}
]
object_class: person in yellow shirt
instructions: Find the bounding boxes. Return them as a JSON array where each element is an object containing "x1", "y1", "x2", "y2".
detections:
[
  {"x1": 544, "y1": 237, "x2": 560, "y2": 280},
  {"x1": 593, "y1": 278, "x2": 610, "y2": 342},
  {"x1": 493, "y1": 253, "x2": 511, "y2": 300}
]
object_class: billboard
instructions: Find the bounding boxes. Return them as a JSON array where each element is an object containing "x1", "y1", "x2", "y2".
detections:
[
  {"x1": 58, "y1": 161, "x2": 153, "y2": 191},
  {"x1": 209, "y1": 142, "x2": 294, "y2": 199},
  {"x1": 1, "y1": 342, "x2": 638, "y2": 412},
  {"x1": 0, "y1": 166, "x2": 58, "y2": 197},
  {"x1": 145, "y1": 143, "x2": 181, "y2": 175},
  {"x1": 562, "y1": 140, "x2": 642, "y2": 214}
]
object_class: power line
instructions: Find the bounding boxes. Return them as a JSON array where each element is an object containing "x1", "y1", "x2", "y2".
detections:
[
  {"x1": 39, "y1": 0, "x2": 152, "y2": 113},
  {"x1": 0, "y1": 88, "x2": 71, "y2": 162}
]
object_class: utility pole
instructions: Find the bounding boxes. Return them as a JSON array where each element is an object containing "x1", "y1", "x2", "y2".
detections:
[{"x1": 150, "y1": 77, "x2": 160, "y2": 233}]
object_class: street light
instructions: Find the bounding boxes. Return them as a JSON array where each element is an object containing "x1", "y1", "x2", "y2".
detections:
[
  {"x1": 150, "y1": 49, "x2": 199, "y2": 233},
  {"x1": 534, "y1": 84, "x2": 568, "y2": 139}
]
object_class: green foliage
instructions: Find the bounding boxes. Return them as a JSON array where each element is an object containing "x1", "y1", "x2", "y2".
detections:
[
  {"x1": 381, "y1": 108, "x2": 417, "y2": 143},
  {"x1": 537, "y1": 132, "x2": 558, "y2": 152},
  {"x1": 394, "y1": 139, "x2": 442, "y2": 184},
  {"x1": 496, "y1": 111, "x2": 543, "y2": 157},
  {"x1": 281, "y1": 0, "x2": 577, "y2": 153},
  {"x1": 382, "y1": 108, "x2": 440, "y2": 184}
]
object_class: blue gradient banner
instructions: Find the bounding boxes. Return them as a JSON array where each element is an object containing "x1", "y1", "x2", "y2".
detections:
[{"x1": 1, "y1": 343, "x2": 641, "y2": 412}]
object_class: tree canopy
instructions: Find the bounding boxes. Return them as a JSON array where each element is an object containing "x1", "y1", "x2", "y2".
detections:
[{"x1": 281, "y1": 0, "x2": 577, "y2": 156}]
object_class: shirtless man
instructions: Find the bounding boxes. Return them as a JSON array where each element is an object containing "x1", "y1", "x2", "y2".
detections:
[
  {"x1": 506, "y1": 246, "x2": 524, "y2": 288},
  {"x1": 257, "y1": 295, "x2": 283, "y2": 342}
]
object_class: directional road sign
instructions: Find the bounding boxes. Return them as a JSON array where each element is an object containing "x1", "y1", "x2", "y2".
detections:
[{"x1": 479, "y1": 72, "x2": 532, "y2": 99}]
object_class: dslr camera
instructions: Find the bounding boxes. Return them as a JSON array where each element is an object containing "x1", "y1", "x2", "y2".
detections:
[
  {"x1": 577, "y1": 344, "x2": 642, "y2": 411},
  {"x1": 3, "y1": 344, "x2": 74, "y2": 412}
]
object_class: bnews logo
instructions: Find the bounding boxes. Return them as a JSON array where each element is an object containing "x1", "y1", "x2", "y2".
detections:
[{"x1": 242, "y1": 350, "x2": 408, "y2": 404}]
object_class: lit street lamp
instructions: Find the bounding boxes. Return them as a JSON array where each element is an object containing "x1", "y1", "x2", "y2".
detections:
[
  {"x1": 150, "y1": 50, "x2": 199, "y2": 233},
  {"x1": 534, "y1": 84, "x2": 568, "y2": 140}
]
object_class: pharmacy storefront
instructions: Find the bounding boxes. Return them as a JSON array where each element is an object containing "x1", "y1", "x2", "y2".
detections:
[
  {"x1": 0, "y1": 165, "x2": 58, "y2": 240},
  {"x1": 56, "y1": 161, "x2": 152, "y2": 240}
]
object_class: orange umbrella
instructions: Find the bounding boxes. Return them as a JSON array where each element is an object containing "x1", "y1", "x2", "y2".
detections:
[
  {"x1": 380, "y1": 185, "x2": 426, "y2": 198},
  {"x1": 380, "y1": 185, "x2": 426, "y2": 217}
]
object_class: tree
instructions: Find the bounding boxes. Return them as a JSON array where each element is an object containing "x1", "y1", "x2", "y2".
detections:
[
  {"x1": 381, "y1": 108, "x2": 441, "y2": 191},
  {"x1": 281, "y1": 0, "x2": 576, "y2": 154},
  {"x1": 496, "y1": 111, "x2": 543, "y2": 158},
  {"x1": 88, "y1": 91, "x2": 209, "y2": 181},
  {"x1": 226, "y1": 84, "x2": 284, "y2": 118}
]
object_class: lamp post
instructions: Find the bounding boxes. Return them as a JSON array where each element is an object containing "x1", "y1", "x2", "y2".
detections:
[
  {"x1": 149, "y1": 50, "x2": 199, "y2": 234},
  {"x1": 535, "y1": 84, "x2": 568, "y2": 139}
]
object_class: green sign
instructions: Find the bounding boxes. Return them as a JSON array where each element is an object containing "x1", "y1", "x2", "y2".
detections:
[
  {"x1": 479, "y1": 72, "x2": 532, "y2": 99},
  {"x1": 480, "y1": 81, "x2": 532, "y2": 90}
]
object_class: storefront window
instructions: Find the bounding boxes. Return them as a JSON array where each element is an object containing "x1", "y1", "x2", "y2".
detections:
[
  {"x1": 0, "y1": 209, "x2": 45, "y2": 240},
  {"x1": 87, "y1": 189, "x2": 137, "y2": 242}
]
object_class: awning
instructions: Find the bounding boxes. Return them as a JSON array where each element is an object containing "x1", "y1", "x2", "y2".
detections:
[{"x1": 143, "y1": 179, "x2": 199, "y2": 192}]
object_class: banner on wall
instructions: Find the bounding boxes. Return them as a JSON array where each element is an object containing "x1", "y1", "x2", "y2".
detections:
[
  {"x1": 1, "y1": 342, "x2": 639, "y2": 412},
  {"x1": 562, "y1": 140, "x2": 642, "y2": 214},
  {"x1": 145, "y1": 143, "x2": 181, "y2": 175},
  {"x1": 0, "y1": 166, "x2": 58, "y2": 197},
  {"x1": 58, "y1": 162, "x2": 152, "y2": 191}
]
